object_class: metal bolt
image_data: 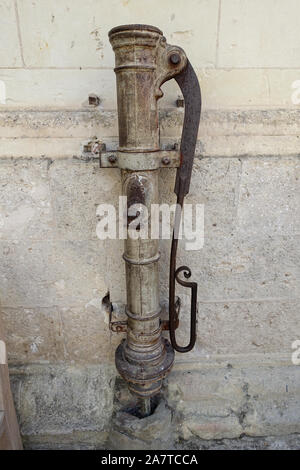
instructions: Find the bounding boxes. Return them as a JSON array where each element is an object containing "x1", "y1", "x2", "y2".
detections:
[
  {"x1": 108, "y1": 154, "x2": 117, "y2": 164},
  {"x1": 83, "y1": 143, "x2": 92, "y2": 153},
  {"x1": 162, "y1": 156, "x2": 171, "y2": 165},
  {"x1": 176, "y1": 95, "x2": 184, "y2": 108},
  {"x1": 169, "y1": 53, "x2": 181, "y2": 65}
]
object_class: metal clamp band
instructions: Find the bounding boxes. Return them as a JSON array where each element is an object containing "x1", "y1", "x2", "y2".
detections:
[
  {"x1": 125, "y1": 307, "x2": 161, "y2": 322},
  {"x1": 122, "y1": 252, "x2": 161, "y2": 265}
]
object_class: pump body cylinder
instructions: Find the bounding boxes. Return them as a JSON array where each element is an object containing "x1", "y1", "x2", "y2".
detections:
[{"x1": 109, "y1": 25, "x2": 186, "y2": 397}]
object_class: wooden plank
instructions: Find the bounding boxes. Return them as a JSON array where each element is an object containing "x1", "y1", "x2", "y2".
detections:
[
  {"x1": 0, "y1": 317, "x2": 23, "y2": 450},
  {"x1": 0, "y1": 411, "x2": 5, "y2": 436}
]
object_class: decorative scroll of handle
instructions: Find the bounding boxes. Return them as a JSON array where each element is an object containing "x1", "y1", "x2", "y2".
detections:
[
  {"x1": 169, "y1": 195, "x2": 198, "y2": 352},
  {"x1": 168, "y1": 59, "x2": 201, "y2": 353}
]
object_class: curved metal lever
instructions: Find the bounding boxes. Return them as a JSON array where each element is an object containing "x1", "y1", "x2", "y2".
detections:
[{"x1": 169, "y1": 60, "x2": 201, "y2": 353}]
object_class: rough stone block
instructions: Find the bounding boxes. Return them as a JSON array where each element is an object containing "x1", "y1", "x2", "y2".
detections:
[
  {"x1": 237, "y1": 157, "x2": 300, "y2": 237},
  {"x1": 166, "y1": 367, "x2": 245, "y2": 412},
  {"x1": 166, "y1": 362, "x2": 300, "y2": 441},
  {"x1": 60, "y1": 305, "x2": 121, "y2": 364},
  {"x1": 0, "y1": 159, "x2": 54, "y2": 240},
  {"x1": 104, "y1": 238, "x2": 126, "y2": 302},
  {"x1": 0, "y1": 110, "x2": 118, "y2": 139},
  {"x1": 181, "y1": 415, "x2": 243, "y2": 441},
  {"x1": 159, "y1": 232, "x2": 300, "y2": 302},
  {"x1": 242, "y1": 365, "x2": 300, "y2": 437},
  {"x1": 108, "y1": 399, "x2": 174, "y2": 450},
  {"x1": 1, "y1": 306, "x2": 64, "y2": 363},
  {"x1": 197, "y1": 299, "x2": 300, "y2": 355},
  {"x1": 0, "y1": 240, "x2": 107, "y2": 308},
  {"x1": 10, "y1": 363, "x2": 115, "y2": 438},
  {"x1": 49, "y1": 159, "x2": 121, "y2": 240},
  {"x1": 159, "y1": 158, "x2": 300, "y2": 303}
]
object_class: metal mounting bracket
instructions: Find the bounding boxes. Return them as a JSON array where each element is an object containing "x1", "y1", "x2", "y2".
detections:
[
  {"x1": 109, "y1": 297, "x2": 181, "y2": 333},
  {"x1": 99, "y1": 149, "x2": 180, "y2": 170}
]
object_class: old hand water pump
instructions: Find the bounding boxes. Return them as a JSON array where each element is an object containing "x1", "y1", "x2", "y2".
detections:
[{"x1": 100, "y1": 24, "x2": 201, "y2": 416}]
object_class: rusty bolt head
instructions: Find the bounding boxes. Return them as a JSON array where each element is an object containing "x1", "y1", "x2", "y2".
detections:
[
  {"x1": 162, "y1": 156, "x2": 171, "y2": 165},
  {"x1": 83, "y1": 143, "x2": 91, "y2": 153},
  {"x1": 176, "y1": 95, "x2": 184, "y2": 108},
  {"x1": 108, "y1": 154, "x2": 117, "y2": 164},
  {"x1": 169, "y1": 53, "x2": 181, "y2": 65}
]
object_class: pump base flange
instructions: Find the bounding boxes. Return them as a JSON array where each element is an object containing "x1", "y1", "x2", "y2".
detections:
[{"x1": 115, "y1": 337, "x2": 174, "y2": 398}]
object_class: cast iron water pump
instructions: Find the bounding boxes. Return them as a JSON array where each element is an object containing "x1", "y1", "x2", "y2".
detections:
[{"x1": 100, "y1": 24, "x2": 201, "y2": 416}]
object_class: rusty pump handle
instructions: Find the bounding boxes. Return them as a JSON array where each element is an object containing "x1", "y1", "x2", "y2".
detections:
[{"x1": 169, "y1": 59, "x2": 201, "y2": 353}]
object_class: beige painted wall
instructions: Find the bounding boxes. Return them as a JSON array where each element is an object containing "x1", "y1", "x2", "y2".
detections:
[{"x1": 0, "y1": 0, "x2": 300, "y2": 110}]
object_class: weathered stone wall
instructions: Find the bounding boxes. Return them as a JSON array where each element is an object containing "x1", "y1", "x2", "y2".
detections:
[{"x1": 0, "y1": 0, "x2": 299, "y2": 449}]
